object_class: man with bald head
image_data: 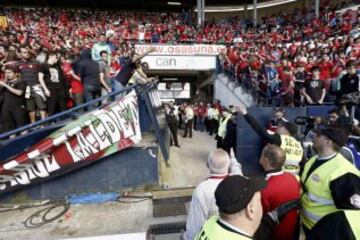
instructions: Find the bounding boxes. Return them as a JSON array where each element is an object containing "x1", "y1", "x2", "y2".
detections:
[
  {"x1": 183, "y1": 148, "x2": 242, "y2": 240},
  {"x1": 260, "y1": 145, "x2": 300, "y2": 240}
]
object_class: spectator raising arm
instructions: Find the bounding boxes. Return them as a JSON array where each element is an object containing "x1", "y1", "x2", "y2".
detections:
[
  {"x1": 133, "y1": 47, "x2": 156, "y2": 62},
  {"x1": 235, "y1": 104, "x2": 281, "y2": 145}
]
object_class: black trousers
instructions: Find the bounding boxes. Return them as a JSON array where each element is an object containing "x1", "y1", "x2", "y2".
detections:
[
  {"x1": 209, "y1": 119, "x2": 218, "y2": 135},
  {"x1": 47, "y1": 89, "x2": 67, "y2": 116},
  {"x1": 2, "y1": 105, "x2": 28, "y2": 132},
  {"x1": 183, "y1": 119, "x2": 193, "y2": 137},
  {"x1": 168, "y1": 123, "x2": 179, "y2": 146}
]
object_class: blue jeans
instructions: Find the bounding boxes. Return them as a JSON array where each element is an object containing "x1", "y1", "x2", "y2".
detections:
[
  {"x1": 83, "y1": 84, "x2": 101, "y2": 103},
  {"x1": 113, "y1": 80, "x2": 125, "y2": 92},
  {"x1": 196, "y1": 117, "x2": 205, "y2": 131},
  {"x1": 113, "y1": 80, "x2": 126, "y2": 100}
]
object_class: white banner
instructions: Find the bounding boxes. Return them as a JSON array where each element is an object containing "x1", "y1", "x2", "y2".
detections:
[
  {"x1": 135, "y1": 44, "x2": 226, "y2": 56},
  {"x1": 142, "y1": 55, "x2": 217, "y2": 70}
]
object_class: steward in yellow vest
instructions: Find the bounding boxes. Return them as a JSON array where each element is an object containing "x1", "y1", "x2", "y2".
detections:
[
  {"x1": 196, "y1": 216, "x2": 252, "y2": 240},
  {"x1": 216, "y1": 110, "x2": 232, "y2": 149},
  {"x1": 195, "y1": 175, "x2": 302, "y2": 240},
  {"x1": 300, "y1": 127, "x2": 360, "y2": 235},
  {"x1": 235, "y1": 104, "x2": 304, "y2": 175},
  {"x1": 307, "y1": 210, "x2": 360, "y2": 240},
  {"x1": 195, "y1": 175, "x2": 267, "y2": 240}
]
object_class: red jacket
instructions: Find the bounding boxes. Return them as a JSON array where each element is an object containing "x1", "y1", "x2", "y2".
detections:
[{"x1": 261, "y1": 171, "x2": 300, "y2": 240}]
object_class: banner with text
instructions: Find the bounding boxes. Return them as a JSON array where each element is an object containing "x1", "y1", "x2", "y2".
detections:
[
  {"x1": 142, "y1": 55, "x2": 217, "y2": 70},
  {"x1": 0, "y1": 90, "x2": 141, "y2": 195},
  {"x1": 135, "y1": 44, "x2": 226, "y2": 56}
]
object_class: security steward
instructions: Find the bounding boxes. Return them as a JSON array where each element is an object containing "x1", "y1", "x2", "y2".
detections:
[
  {"x1": 195, "y1": 175, "x2": 301, "y2": 240},
  {"x1": 307, "y1": 210, "x2": 360, "y2": 240},
  {"x1": 164, "y1": 103, "x2": 180, "y2": 148},
  {"x1": 236, "y1": 104, "x2": 304, "y2": 175},
  {"x1": 216, "y1": 109, "x2": 232, "y2": 149},
  {"x1": 300, "y1": 127, "x2": 360, "y2": 236}
]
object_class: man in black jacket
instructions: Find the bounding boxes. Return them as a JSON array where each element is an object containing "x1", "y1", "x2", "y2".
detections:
[
  {"x1": 77, "y1": 48, "x2": 110, "y2": 103},
  {"x1": 165, "y1": 103, "x2": 180, "y2": 148}
]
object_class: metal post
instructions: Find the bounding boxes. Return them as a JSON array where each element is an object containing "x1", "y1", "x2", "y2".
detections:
[
  {"x1": 197, "y1": 0, "x2": 202, "y2": 26},
  {"x1": 253, "y1": 0, "x2": 257, "y2": 27},
  {"x1": 201, "y1": 0, "x2": 205, "y2": 25},
  {"x1": 315, "y1": 0, "x2": 320, "y2": 18}
]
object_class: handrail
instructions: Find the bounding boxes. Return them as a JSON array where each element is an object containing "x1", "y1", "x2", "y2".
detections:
[
  {"x1": 216, "y1": 73, "x2": 252, "y2": 107},
  {"x1": 0, "y1": 84, "x2": 140, "y2": 140}
]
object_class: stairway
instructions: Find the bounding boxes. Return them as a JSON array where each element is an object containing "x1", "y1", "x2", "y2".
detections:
[{"x1": 214, "y1": 73, "x2": 255, "y2": 107}]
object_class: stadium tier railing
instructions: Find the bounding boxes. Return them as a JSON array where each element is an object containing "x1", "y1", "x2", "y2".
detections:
[{"x1": 0, "y1": 84, "x2": 139, "y2": 140}]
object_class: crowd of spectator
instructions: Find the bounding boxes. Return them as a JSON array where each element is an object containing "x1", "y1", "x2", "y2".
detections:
[
  {"x1": 0, "y1": 1, "x2": 359, "y2": 134},
  {"x1": 221, "y1": 2, "x2": 360, "y2": 110}
]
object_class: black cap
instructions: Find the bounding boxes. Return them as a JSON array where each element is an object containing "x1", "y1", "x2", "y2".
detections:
[
  {"x1": 215, "y1": 175, "x2": 267, "y2": 214},
  {"x1": 314, "y1": 127, "x2": 348, "y2": 147}
]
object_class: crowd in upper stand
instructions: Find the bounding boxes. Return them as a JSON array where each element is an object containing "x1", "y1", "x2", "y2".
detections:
[{"x1": 0, "y1": 0, "x2": 359, "y2": 134}]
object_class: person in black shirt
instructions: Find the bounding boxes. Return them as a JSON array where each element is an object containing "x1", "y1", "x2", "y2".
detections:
[
  {"x1": 338, "y1": 61, "x2": 360, "y2": 116},
  {"x1": 77, "y1": 48, "x2": 102, "y2": 103},
  {"x1": 301, "y1": 67, "x2": 326, "y2": 105},
  {"x1": 39, "y1": 52, "x2": 67, "y2": 116},
  {"x1": 165, "y1": 103, "x2": 180, "y2": 148},
  {"x1": 113, "y1": 47, "x2": 156, "y2": 92},
  {"x1": 0, "y1": 67, "x2": 28, "y2": 133},
  {"x1": 293, "y1": 64, "x2": 307, "y2": 106}
]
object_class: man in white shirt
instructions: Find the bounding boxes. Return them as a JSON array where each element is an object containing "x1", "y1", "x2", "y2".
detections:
[
  {"x1": 183, "y1": 148, "x2": 242, "y2": 240},
  {"x1": 183, "y1": 104, "x2": 194, "y2": 138}
]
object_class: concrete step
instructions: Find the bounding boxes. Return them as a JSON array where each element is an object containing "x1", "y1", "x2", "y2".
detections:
[{"x1": 152, "y1": 188, "x2": 193, "y2": 218}]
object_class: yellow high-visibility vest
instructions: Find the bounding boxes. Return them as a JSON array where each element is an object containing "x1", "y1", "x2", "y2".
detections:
[
  {"x1": 195, "y1": 216, "x2": 252, "y2": 240},
  {"x1": 345, "y1": 210, "x2": 360, "y2": 239},
  {"x1": 300, "y1": 154, "x2": 360, "y2": 230}
]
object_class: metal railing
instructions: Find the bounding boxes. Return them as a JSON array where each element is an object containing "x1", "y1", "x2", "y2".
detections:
[{"x1": 0, "y1": 84, "x2": 139, "y2": 140}]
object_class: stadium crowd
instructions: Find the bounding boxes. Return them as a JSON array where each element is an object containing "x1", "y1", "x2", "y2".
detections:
[
  {"x1": 0, "y1": 1, "x2": 359, "y2": 133},
  {"x1": 0, "y1": 1, "x2": 359, "y2": 239}
]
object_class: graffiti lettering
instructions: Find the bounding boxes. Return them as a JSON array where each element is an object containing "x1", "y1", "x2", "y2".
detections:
[
  {"x1": 0, "y1": 154, "x2": 61, "y2": 190},
  {"x1": 0, "y1": 90, "x2": 141, "y2": 193}
]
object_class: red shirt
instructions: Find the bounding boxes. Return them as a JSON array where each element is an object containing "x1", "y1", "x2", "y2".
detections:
[
  {"x1": 61, "y1": 63, "x2": 83, "y2": 94},
  {"x1": 196, "y1": 106, "x2": 207, "y2": 118},
  {"x1": 261, "y1": 171, "x2": 300, "y2": 240},
  {"x1": 319, "y1": 61, "x2": 333, "y2": 81}
]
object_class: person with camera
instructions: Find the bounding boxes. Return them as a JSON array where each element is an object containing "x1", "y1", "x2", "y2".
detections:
[{"x1": 300, "y1": 127, "x2": 360, "y2": 236}]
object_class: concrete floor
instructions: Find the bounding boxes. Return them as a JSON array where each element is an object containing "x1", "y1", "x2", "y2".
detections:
[
  {"x1": 0, "y1": 130, "x2": 216, "y2": 240},
  {"x1": 159, "y1": 129, "x2": 217, "y2": 189}
]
